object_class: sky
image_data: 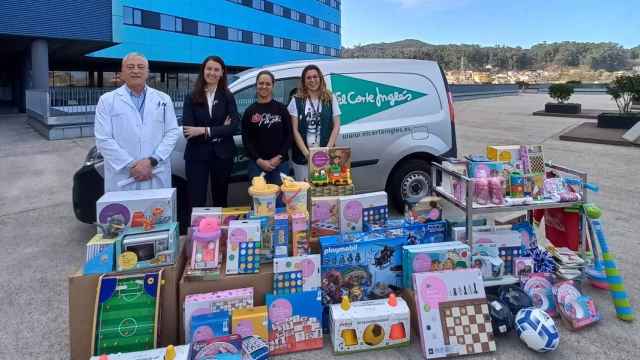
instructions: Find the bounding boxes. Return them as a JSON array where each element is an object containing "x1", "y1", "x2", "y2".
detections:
[{"x1": 341, "y1": 0, "x2": 640, "y2": 48}]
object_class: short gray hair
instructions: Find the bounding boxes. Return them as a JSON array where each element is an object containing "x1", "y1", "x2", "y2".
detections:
[{"x1": 122, "y1": 52, "x2": 149, "y2": 67}]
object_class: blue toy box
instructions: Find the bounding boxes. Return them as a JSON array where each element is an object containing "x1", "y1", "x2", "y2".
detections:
[
  {"x1": 190, "y1": 310, "x2": 230, "y2": 342},
  {"x1": 373, "y1": 219, "x2": 448, "y2": 244},
  {"x1": 83, "y1": 234, "x2": 116, "y2": 275}
]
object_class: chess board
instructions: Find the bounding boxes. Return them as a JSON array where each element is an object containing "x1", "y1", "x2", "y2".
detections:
[{"x1": 439, "y1": 299, "x2": 496, "y2": 356}]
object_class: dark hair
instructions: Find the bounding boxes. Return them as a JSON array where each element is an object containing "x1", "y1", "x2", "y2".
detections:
[
  {"x1": 192, "y1": 56, "x2": 229, "y2": 104},
  {"x1": 296, "y1": 64, "x2": 332, "y2": 103},
  {"x1": 255, "y1": 70, "x2": 275, "y2": 85}
]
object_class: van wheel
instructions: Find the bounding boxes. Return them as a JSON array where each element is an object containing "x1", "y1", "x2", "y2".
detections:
[
  {"x1": 388, "y1": 159, "x2": 432, "y2": 212},
  {"x1": 172, "y1": 175, "x2": 190, "y2": 235}
]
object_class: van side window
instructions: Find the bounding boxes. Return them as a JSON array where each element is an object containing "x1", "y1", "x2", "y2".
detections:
[{"x1": 233, "y1": 76, "x2": 300, "y2": 128}]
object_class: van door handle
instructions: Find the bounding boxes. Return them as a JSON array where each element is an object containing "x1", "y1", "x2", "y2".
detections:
[{"x1": 412, "y1": 126, "x2": 429, "y2": 140}]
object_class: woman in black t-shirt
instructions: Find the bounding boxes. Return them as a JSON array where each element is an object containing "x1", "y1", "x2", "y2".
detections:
[{"x1": 241, "y1": 70, "x2": 292, "y2": 185}]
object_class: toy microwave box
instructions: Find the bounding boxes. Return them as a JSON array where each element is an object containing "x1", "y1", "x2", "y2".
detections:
[
  {"x1": 83, "y1": 234, "x2": 117, "y2": 275},
  {"x1": 226, "y1": 220, "x2": 261, "y2": 275},
  {"x1": 96, "y1": 188, "x2": 176, "y2": 229},
  {"x1": 329, "y1": 295, "x2": 410, "y2": 354},
  {"x1": 402, "y1": 241, "x2": 471, "y2": 288},
  {"x1": 115, "y1": 222, "x2": 179, "y2": 272},
  {"x1": 183, "y1": 287, "x2": 254, "y2": 343},
  {"x1": 339, "y1": 191, "x2": 388, "y2": 233},
  {"x1": 320, "y1": 231, "x2": 408, "y2": 304}
]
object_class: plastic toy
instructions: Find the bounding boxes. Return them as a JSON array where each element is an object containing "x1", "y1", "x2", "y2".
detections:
[
  {"x1": 291, "y1": 212, "x2": 309, "y2": 256},
  {"x1": 91, "y1": 271, "x2": 162, "y2": 356},
  {"x1": 584, "y1": 203, "x2": 634, "y2": 321},
  {"x1": 225, "y1": 220, "x2": 261, "y2": 275},
  {"x1": 189, "y1": 334, "x2": 243, "y2": 360},
  {"x1": 266, "y1": 291, "x2": 324, "y2": 355},
  {"x1": 248, "y1": 176, "x2": 279, "y2": 216},
  {"x1": 183, "y1": 288, "x2": 253, "y2": 343},
  {"x1": 328, "y1": 147, "x2": 352, "y2": 185},
  {"x1": 190, "y1": 311, "x2": 230, "y2": 342},
  {"x1": 280, "y1": 177, "x2": 310, "y2": 214},
  {"x1": 115, "y1": 222, "x2": 179, "y2": 271},
  {"x1": 232, "y1": 306, "x2": 268, "y2": 340},
  {"x1": 96, "y1": 188, "x2": 176, "y2": 228},
  {"x1": 522, "y1": 273, "x2": 557, "y2": 317},
  {"x1": 553, "y1": 280, "x2": 600, "y2": 330},
  {"x1": 329, "y1": 293, "x2": 409, "y2": 354},
  {"x1": 191, "y1": 217, "x2": 221, "y2": 270},
  {"x1": 402, "y1": 241, "x2": 470, "y2": 289},
  {"x1": 487, "y1": 295, "x2": 514, "y2": 336},
  {"x1": 413, "y1": 269, "x2": 496, "y2": 359},
  {"x1": 515, "y1": 308, "x2": 559, "y2": 352},
  {"x1": 498, "y1": 285, "x2": 533, "y2": 316},
  {"x1": 310, "y1": 168, "x2": 329, "y2": 186}
]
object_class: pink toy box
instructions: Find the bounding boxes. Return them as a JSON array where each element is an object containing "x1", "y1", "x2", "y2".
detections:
[{"x1": 183, "y1": 287, "x2": 254, "y2": 343}]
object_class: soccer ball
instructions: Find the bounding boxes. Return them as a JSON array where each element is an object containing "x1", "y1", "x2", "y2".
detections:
[{"x1": 515, "y1": 307, "x2": 560, "y2": 352}]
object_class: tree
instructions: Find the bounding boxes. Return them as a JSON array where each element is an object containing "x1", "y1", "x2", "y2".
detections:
[
  {"x1": 548, "y1": 84, "x2": 574, "y2": 103},
  {"x1": 607, "y1": 75, "x2": 640, "y2": 113}
]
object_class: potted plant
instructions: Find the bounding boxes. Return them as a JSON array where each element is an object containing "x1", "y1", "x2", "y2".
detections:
[
  {"x1": 545, "y1": 83, "x2": 581, "y2": 114},
  {"x1": 598, "y1": 75, "x2": 640, "y2": 129}
]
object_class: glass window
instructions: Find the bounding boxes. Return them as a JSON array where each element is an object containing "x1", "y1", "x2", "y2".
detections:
[
  {"x1": 123, "y1": 6, "x2": 133, "y2": 25},
  {"x1": 198, "y1": 22, "x2": 209, "y2": 36},
  {"x1": 210, "y1": 24, "x2": 216, "y2": 37},
  {"x1": 306, "y1": 43, "x2": 313, "y2": 53},
  {"x1": 273, "y1": 4, "x2": 283, "y2": 16},
  {"x1": 273, "y1": 37, "x2": 283, "y2": 48},
  {"x1": 318, "y1": 19, "x2": 326, "y2": 29},
  {"x1": 306, "y1": 15, "x2": 314, "y2": 25},
  {"x1": 133, "y1": 9, "x2": 142, "y2": 25},
  {"x1": 252, "y1": 0, "x2": 264, "y2": 10},
  {"x1": 228, "y1": 28, "x2": 242, "y2": 41},
  {"x1": 160, "y1": 14, "x2": 176, "y2": 31},
  {"x1": 290, "y1": 9, "x2": 299, "y2": 21},
  {"x1": 252, "y1": 33, "x2": 264, "y2": 45},
  {"x1": 176, "y1": 18, "x2": 182, "y2": 32},
  {"x1": 291, "y1": 40, "x2": 299, "y2": 51},
  {"x1": 233, "y1": 85, "x2": 257, "y2": 119}
]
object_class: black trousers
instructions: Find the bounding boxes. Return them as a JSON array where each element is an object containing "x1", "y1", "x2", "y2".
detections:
[{"x1": 186, "y1": 151, "x2": 234, "y2": 209}]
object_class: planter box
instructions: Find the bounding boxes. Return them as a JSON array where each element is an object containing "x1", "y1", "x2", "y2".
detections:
[
  {"x1": 545, "y1": 102, "x2": 582, "y2": 114},
  {"x1": 597, "y1": 113, "x2": 640, "y2": 129}
]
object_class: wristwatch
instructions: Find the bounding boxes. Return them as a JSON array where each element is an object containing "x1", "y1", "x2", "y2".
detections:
[{"x1": 148, "y1": 156, "x2": 158, "y2": 167}]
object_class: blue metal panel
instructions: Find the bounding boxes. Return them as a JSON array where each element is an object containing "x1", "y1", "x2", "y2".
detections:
[{"x1": 0, "y1": 0, "x2": 111, "y2": 41}]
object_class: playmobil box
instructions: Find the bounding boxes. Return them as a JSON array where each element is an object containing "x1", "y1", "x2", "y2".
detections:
[
  {"x1": 96, "y1": 188, "x2": 176, "y2": 229},
  {"x1": 329, "y1": 295, "x2": 410, "y2": 354},
  {"x1": 339, "y1": 192, "x2": 388, "y2": 233},
  {"x1": 266, "y1": 291, "x2": 324, "y2": 355},
  {"x1": 226, "y1": 220, "x2": 261, "y2": 275},
  {"x1": 232, "y1": 305, "x2": 268, "y2": 340},
  {"x1": 274, "y1": 255, "x2": 321, "y2": 293},
  {"x1": 378, "y1": 219, "x2": 448, "y2": 244},
  {"x1": 115, "y1": 222, "x2": 179, "y2": 272},
  {"x1": 83, "y1": 234, "x2": 116, "y2": 275},
  {"x1": 320, "y1": 231, "x2": 409, "y2": 305},
  {"x1": 402, "y1": 241, "x2": 471, "y2": 289},
  {"x1": 183, "y1": 287, "x2": 254, "y2": 343},
  {"x1": 413, "y1": 269, "x2": 495, "y2": 359}
]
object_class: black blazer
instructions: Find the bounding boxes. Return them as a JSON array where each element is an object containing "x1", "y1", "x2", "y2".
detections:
[{"x1": 182, "y1": 89, "x2": 240, "y2": 160}]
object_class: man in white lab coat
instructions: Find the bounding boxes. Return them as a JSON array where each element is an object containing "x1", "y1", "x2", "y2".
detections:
[{"x1": 94, "y1": 52, "x2": 180, "y2": 192}]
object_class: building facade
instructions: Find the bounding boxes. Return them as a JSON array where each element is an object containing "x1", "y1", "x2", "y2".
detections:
[{"x1": 0, "y1": 0, "x2": 341, "y2": 111}]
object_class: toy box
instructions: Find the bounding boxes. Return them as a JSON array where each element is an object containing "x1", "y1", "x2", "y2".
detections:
[
  {"x1": 320, "y1": 231, "x2": 410, "y2": 304},
  {"x1": 226, "y1": 220, "x2": 261, "y2": 275},
  {"x1": 329, "y1": 295, "x2": 410, "y2": 354},
  {"x1": 249, "y1": 214, "x2": 274, "y2": 262},
  {"x1": 91, "y1": 271, "x2": 162, "y2": 356},
  {"x1": 486, "y1": 145, "x2": 521, "y2": 164},
  {"x1": 310, "y1": 196, "x2": 340, "y2": 240},
  {"x1": 471, "y1": 243, "x2": 504, "y2": 281},
  {"x1": 83, "y1": 234, "x2": 116, "y2": 275},
  {"x1": 190, "y1": 310, "x2": 230, "y2": 342},
  {"x1": 553, "y1": 280, "x2": 600, "y2": 330},
  {"x1": 379, "y1": 219, "x2": 448, "y2": 244},
  {"x1": 402, "y1": 241, "x2": 471, "y2": 288},
  {"x1": 183, "y1": 287, "x2": 254, "y2": 343},
  {"x1": 523, "y1": 273, "x2": 557, "y2": 317},
  {"x1": 241, "y1": 335, "x2": 269, "y2": 360},
  {"x1": 89, "y1": 345, "x2": 190, "y2": 360},
  {"x1": 115, "y1": 222, "x2": 179, "y2": 272},
  {"x1": 413, "y1": 269, "x2": 496, "y2": 359},
  {"x1": 220, "y1": 207, "x2": 252, "y2": 252},
  {"x1": 266, "y1": 291, "x2": 324, "y2": 355},
  {"x1": 97, "y1": 188, "x2": 176, "y2": 229},
  {"x1": 274, "y1": 255, "x2": 321, "y2": 293},
  {"x1": 339, "y1": 192, "x2": 389, "y2": 233},
  {"x1": 190, "y1": 334, "x2": 243, "y2": 360},
  {"x1": 191, "y1": 207, "x2": 223, "y2": 226},
  {"x1": 309, "y1": 184, "x2": 355, "y2": 197},
  {"x1": 441, "y1": 160, "x2": 468, "y2": 203},
  {"x1": 309, "y1": 147, "x2": 353, "y2": 187},
  {"x1": 232, "y1": 305, "x2": 268, "y2": 340},
  {"x1": 473, "y1": 229, "x2": 523, "y2": 275},
  {"x1": 273, "y1": 212, "x2": 290, "y2": 258},
  {"x1": 467, "y1": 159, "x2": 505, "y2": 179},
  {"x1": 409, "y1": 196, "x2": 443, "y2": 223},
  {"x1": 514, "y1": 257, "x2": 534, "y2": 281},
  {"x1": 291, "y1": 212, "x2": 309, "y2": 256},
  {"x1": 191, "y1": 218, "x2": 222, "y2": 270}
]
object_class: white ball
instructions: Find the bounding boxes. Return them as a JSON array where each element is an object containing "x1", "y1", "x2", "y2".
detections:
[{"x1": 515, "y1": 307, "x2": 560, "y2": 352}]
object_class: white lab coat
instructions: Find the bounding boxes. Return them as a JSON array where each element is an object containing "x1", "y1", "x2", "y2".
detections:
[{"x1": 94, "y1": 85, "x2": 180, "y2": 192}]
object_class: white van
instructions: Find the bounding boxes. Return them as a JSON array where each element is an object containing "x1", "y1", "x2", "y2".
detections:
[{"x1": 74, "y1": 59, "x2": 456, "y2": 226}]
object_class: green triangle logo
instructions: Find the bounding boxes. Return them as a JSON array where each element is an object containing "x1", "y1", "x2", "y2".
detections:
[{"x1": 330, "y1": 74, "x2": 427, "y2": 125}]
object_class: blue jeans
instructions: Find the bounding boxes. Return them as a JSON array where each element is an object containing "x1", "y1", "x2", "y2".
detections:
[{"x1": 247, "y1": 160, "x2": 290, "y2": 208}]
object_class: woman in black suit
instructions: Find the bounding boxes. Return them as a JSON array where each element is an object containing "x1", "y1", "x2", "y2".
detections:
[{"x1": 183, "y1": 56, "x2": 239, "y2": 208}]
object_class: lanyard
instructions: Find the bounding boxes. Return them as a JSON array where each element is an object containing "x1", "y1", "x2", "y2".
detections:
[
  {"x1": 308, "y1": 97, "x2": 321, "y2": 115},
  {"x1": 136, "y1": 91, "x2": 146, "y2": 115}
]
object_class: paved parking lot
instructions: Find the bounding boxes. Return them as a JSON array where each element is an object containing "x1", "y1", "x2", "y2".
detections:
[{"x1": 0, "y1": 93, "x2": 638, "y2": 359}]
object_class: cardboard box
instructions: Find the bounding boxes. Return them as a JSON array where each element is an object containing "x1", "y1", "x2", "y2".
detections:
[
  {"x1": 486, "y1": 145, "x2": 521, "y2": 163},
  {"x1": 69, "y1": 237, "x2": 186, "y2": 360},
  {"x1": 178, "y1": 263, "x2": 275, "y2": 344},
  {"x1": 96, "y1": 188, "x2": 176, "y2": 228}
]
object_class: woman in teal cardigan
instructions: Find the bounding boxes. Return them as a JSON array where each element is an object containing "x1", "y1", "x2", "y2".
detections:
[{"x1": 287, "y1": 64, "x2": 341, "y2": 181}]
